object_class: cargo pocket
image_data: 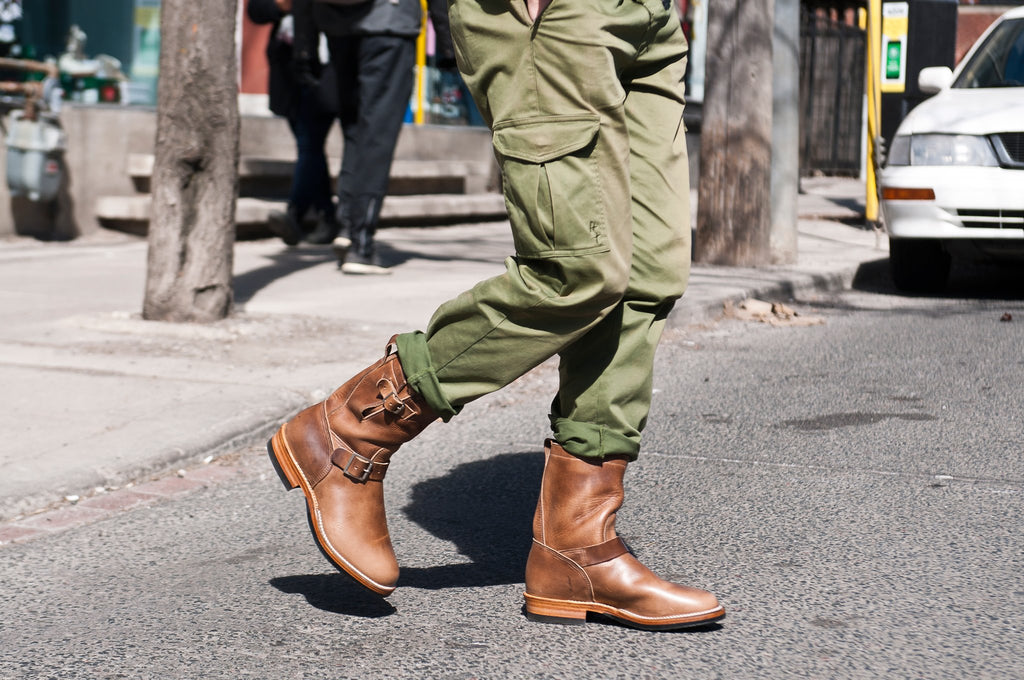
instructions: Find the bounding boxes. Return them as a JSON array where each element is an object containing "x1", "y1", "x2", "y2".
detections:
[{"x1": 493, "y1": 114, "x2": 609, "y2": 259}]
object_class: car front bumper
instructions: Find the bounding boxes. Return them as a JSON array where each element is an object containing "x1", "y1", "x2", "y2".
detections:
[{"x1": 881, "y1": 165, "x2": 1024, "y2": 240}]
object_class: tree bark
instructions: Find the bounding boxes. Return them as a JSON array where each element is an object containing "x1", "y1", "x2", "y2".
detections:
[
  {"x1": 695, "y1": 0, "x2": 774, "y2": 266},
  {"x1": 143, "y1": 0, "x2": 240, "y2": 322}
]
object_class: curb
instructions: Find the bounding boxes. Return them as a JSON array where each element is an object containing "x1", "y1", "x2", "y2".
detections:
[
  {"x1": 0, "y1": 404, "x2": 302, "y2": 526},
  {"x1": 669, "y1": 263, "x2": 866, "y2": 329}
]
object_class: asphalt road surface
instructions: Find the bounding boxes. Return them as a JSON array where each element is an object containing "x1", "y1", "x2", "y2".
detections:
[{"x1": 2, "y1": 259, "x2": 1022, "y2": 679}]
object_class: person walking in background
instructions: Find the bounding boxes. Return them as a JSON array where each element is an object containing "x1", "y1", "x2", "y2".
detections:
[
  {"x1": 248, "y1": 0, "x2": 341, "y2": 247},
  {"x1": 268, "y1": 0, "x2": 725, "y2": 630},
  {"x1": 291, "y1": 0, "x2": 455, "y2": 274}
]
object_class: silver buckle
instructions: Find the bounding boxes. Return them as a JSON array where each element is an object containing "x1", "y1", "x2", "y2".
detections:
[{"x1": 342, "y1": 453, "x2": 373, "y2": 483}]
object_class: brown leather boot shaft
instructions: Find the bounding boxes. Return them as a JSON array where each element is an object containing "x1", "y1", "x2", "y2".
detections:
[
  {"x1": 524, "y1": 440, "x2": 725, "y2": 630},
  {"x1": 322, "y1": 337, "x2": 438, "y2": 476},
  {"x1": 531, "y1": 442, "x2": 627, "y2": 551}
]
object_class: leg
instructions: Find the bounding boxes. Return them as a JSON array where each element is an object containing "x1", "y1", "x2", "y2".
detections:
[
  {"x1": 504, "y1": 0, "x2": 723, "y2": 629},
  {"x1": 288, "y1": 89, "x2": 335, "y2": 220},
  {"x1": 268, "y1": 100, "x2": 332, "y2": 247},
  {"x1": 551, "y1": 14, "x2": 692, "y2": 460},
  {"x1": 326, "y1": 36, "x2": 359, "y2": 239},
  {"x1": 265, "y1": 112, "x2": 307, "y2": 246},
  {"x1": 267, "y1": 336, "x2": 436, "y2": 595},
  {"x1": 269, "y1": 85, "x2": 338, "y2": 247},
  {"x1": 329, "y1": 34, "x2": 417, "y2": 271},
  {"x1": 295, "y1": 91, "x2": 340, "y2": 244},
  {"x1": 268, "y1": 0, "x2": 635, "y2": 594},
  {"x1": 265, "y1": 40, "x2": 425, "y2": 594}
]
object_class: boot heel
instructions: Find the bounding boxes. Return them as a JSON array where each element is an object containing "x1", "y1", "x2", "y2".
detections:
[
  {"x1": 267, "y1": 431, "x2": 301, "y2": 491},
  {"x1": 523, "y1": 595, "x2": 587, "y2": 626}
]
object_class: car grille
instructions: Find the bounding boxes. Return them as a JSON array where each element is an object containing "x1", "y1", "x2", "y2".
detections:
[
  {"x1": 958, "y1": 209, "x2": 1024, "y2": 230},
  {"x1": 992, "y1": 133, "x2": 1024, "y2": 167}
]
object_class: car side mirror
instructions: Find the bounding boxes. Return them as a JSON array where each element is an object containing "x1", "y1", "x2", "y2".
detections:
[{"x1": 918, "y1": 66, "x2": 954, "y2": 94}]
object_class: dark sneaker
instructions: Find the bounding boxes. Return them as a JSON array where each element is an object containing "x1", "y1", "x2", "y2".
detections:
[
  {"x1": 342, "y1": 251, "x2": 391, "y2": 275},
  {"x1": 305, "y1": 217, "x2": 341, "y2": 245},
  {"x1": 266, "y1": 210, "x2": 304, "y2": 246}
]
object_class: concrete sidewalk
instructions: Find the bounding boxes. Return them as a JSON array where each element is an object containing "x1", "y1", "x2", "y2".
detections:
[{"x1": 0, "y1": 177, "x2": 885, "y2": 523}]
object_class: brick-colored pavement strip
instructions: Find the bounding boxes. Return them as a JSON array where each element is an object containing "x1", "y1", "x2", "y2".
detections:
[
  {"x1": 15, "y1": 505, "x2": 110, "y2": 531},
  {"x1": 79, "y1": 488, "x2": 162, "y2": 512},
  {"x1": 0, "y1": 452, "x2": 257, "y2": 547},
  {"x1": 0, "y1": 524, "x2": 42, "y2": 544},
  {"x1": 132, "y1": 475, "x2": 209, "y2": 497}
]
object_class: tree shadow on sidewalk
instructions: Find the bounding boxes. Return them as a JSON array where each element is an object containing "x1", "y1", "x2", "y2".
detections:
[
  {"x1": 399, "y1": 451, "x2": 544, "y2": 590},
  {"x1": 234, "y1": 248, "x2": 336, "y2": 305},
  {"x1": 269, "y1": 573, "x2": 396, "y2": 618}
]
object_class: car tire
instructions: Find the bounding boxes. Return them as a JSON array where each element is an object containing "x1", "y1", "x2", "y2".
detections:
[{"x1": 889, "y1": 239, "x2": 952, "y2": 293}]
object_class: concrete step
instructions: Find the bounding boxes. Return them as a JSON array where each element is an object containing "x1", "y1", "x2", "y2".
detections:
[
  {"x1": 94, "y1": 193, "x2": 509, "y2": 239},
  {"x1": 127, "y1": 153, "x2": 497, "y2": 197}
]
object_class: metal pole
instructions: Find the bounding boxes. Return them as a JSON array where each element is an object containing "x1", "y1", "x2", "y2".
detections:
[
  {"x1": 771, "y1": 0, "x2": 800, "y2": 264},
  {"x1": 865, "y1": 0, "x2": 882, "y2": 225},
  {"x1": 414, "y1": 0, "x2": 428, "y2": 125}
]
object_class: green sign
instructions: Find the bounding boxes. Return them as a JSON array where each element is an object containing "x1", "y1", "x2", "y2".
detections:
[{"x1": 885, "y1": 41, "x2": 903, "y2": 80}]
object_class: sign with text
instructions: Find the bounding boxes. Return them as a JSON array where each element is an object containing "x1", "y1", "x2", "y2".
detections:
[{"x1": 881, "y1": 1, "x2": 909, "y2": 93}]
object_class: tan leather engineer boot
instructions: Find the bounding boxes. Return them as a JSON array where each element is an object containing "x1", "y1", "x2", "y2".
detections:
[
  {"x1": 524, "y1": 440, "x2": 725, "y2": 630},
  {"x1": 267, "y1": 336, "x2": 437, "y2": 596}
]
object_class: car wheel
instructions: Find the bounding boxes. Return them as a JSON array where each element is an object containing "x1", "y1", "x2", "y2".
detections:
[{"x1": 889, "y1": 239, "x2": 952, "y2": 293}]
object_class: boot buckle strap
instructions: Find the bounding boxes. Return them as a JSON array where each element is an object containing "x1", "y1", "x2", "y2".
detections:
[
  {"x1": 333, "y1": 449, "x2": 387, "y2": 483},
  {"x1": 381, "y1": 390, "x2": 405, "y2": 415},
  {"x1": 561, "y1": 536, "x2": 629, "y2": 568},
  {"x1": 359, "y1": 379, "x2": 408, "y2": 420}
]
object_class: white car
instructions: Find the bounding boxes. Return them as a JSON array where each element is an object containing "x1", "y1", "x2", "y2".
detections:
[{"x1": 881, "y1": 6, "x2": 1024, "y2": 291}]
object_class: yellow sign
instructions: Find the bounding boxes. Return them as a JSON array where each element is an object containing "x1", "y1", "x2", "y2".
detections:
[{"x1": 881, "y1": 1, "x2": 909, "y2": 93}]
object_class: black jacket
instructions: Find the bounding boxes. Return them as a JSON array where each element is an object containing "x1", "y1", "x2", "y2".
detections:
[
  {"x1": 291, "y1": 0, "x2": 455, "y2": 69},
  {"x1": 247, "y1": 0, "x2": 337, "y2": 117}
]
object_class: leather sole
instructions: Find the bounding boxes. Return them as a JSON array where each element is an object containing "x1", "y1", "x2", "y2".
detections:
[
  {"x1": 266, "y1": 429, "x2": 396, "y2": 597},
  {"x1": 523, "y1": 593, "x2": 725, "y2": 631}
]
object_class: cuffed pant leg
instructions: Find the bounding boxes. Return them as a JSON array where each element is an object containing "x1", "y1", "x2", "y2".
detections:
[{"x1": 549, "y1": 4, "x2": 692, "y2": 460}]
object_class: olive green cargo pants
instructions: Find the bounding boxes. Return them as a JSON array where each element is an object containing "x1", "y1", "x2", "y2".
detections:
[{"x1": 396, "y1": 0, "x2": 690, "y2": 460}]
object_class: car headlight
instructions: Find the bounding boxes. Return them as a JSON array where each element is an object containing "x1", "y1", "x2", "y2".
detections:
[{"x1": 886, "y1": 134, "x2": 999, "y2": 167}]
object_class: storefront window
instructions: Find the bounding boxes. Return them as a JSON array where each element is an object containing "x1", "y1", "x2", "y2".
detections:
[
  {"x1": 129, "y1": 0, "x2": 160, "y2": 105},
  {"x1": 7, "y1": 0, "x2": 480, "y2": 120},
  {"x1": 12, "y1": 0, "x2": 157, "y2": 105}
]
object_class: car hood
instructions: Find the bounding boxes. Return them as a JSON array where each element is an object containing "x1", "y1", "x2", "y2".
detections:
[{"x1": 898, "y1": 88, "x2": 1024, "y2": 135}]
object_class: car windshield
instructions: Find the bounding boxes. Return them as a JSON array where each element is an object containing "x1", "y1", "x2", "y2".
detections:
[{"x1": 954, "y1": 17, "x2": 1024, "y2": 88}]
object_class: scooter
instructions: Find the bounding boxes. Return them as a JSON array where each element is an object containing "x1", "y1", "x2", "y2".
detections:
[{"x1": 0, "y1": 57, "x2": 65, "y2": 203}]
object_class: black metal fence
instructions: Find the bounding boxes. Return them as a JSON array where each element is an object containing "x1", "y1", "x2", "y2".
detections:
[{"x1": 799, "y1": 4, "x2": 866, "y2": 176}]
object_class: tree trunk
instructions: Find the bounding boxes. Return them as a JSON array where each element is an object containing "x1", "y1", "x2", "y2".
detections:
[
  {"x1": 143, "y1": 0, "x2": 239, "y2": 322},
  {"x1": 695, "y1": 0, "x2": 774, "y2": 266}
]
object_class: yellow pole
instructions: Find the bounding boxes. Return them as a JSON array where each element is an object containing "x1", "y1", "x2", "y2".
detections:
[
  {"x1": 865, "y1": 0, "x2": 882, "y2": 224},
  {"x1": 414, "y1": 0, "x2": 428, "y2": 125}
]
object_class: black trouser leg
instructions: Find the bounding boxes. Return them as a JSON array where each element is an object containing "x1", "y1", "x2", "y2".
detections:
[{"x1": 329, "y1": 34, "x2": 417, "y2": 257}]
